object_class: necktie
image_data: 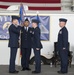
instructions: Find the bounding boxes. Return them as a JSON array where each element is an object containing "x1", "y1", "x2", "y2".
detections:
[{"x1": 26, "y1": 27, "x2": 27, "y2": 32}]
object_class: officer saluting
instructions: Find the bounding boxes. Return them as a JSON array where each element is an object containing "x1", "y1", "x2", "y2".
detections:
[
  {"x1": 8, "y1": 16, "x2": 21, "y2": 74},
  {"x1": 21, "y1": 18, "x2": 32, "y2": 71},
  {"x1": 57, "y1": 18, "x2": 68, "y2": 74},
  {"x1": 31, "y1": 19, "x2": 43, "y2": 74}
]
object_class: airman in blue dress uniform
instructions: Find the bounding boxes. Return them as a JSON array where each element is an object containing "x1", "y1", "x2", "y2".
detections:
[
  {"x1": 21, "y1": 18, "x2": 32, "y2": 71},
  {"x1": 8, "y1": 16, "x2": 21, "y2": 74},
  {"x1": 57, "y1": 18, "x2": 68, "y2": 74},
  {"x1": 31, "y1": 19, "x2": 43, "y2": 74}
]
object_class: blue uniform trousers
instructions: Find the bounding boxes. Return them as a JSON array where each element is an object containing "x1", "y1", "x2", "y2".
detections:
[
  {"x1": 9, "y1": 47, "x2": 17, "y2": 72},
  {"x1": 33, "y1": 48, "x2": 41, "y2": 72},
  {"x1": 21, "y1": 48, "x2": 31, "y2": 68},
  {"x1": 59, "y1": 50, "x2": 68, "y2": 72}
]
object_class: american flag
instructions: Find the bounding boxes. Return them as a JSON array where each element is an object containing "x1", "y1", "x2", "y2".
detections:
[{"x1": 0, "y1": 0, "x2": 61, "y2": 10}]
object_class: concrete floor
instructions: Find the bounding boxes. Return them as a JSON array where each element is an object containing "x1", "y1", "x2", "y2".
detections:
[{"x1": 0, "y1": 65, "x2": 74, "y2": 75}]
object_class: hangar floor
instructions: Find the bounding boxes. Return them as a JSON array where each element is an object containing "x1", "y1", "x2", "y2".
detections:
[{"x1": 0, "y1": 65, "x2": 74, "y2": 75}]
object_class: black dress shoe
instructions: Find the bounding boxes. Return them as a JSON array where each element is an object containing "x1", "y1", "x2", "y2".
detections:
[
  {"x1": 57, "y1": 71, "x2": 67, "y2": 74},
  {"x1": 9, "y1": 70, "x2": 19, "y2": 74},
  {"x1": 26, "y1": 68, "x2": 31, "y2": 71},
  {"x1": 32, "y1": 71, "x2": 40, "y2": 74},
  {"x1": 21, "y1": 68, "x2": 26, "y2": 71}
]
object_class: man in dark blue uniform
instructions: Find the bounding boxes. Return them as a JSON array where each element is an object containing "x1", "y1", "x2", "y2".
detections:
[
  {"x1": 21, "y1": 18, "x2": 32, "y2": 71},
  {"x1": 31, "y1": 19, "x2": 43, "y2": 74},
  {"x1": 57, "y1": 18, "x2": 68, "y2": 74},
  {"x1": 8, "y1": 16, "x2": 21, "y2": 74}
]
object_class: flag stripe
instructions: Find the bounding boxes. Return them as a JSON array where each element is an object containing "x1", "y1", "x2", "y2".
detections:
[
  {"x1": 29, "y1": 7, "x2": 61, "y2": 10},
  {"x1": 0, "y1": 5, "x2": 61, "y2": 10},
  {"x1": 0, "y1": 2, "x2": 61, "y2": 7},
  {"x1": 0, "y1": 5, "x2": 8, "y2": 9},
  {"x1": 0, "y1": 0, "x2": 61, "y2": 3}
]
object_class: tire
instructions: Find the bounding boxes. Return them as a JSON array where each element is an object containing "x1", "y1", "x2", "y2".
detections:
[{"x1": 30, "y1": 55, "x2": 48, "y2": 65}]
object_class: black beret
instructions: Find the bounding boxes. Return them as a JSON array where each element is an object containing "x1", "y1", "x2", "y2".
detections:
[
  {"x1": 32, "y1": 19, "x2": 40, "y2": 24},
  {"x1": 12, "y1": 16, "x2": 19, "y2": 21},
  {"x1": 59, "y1": 18, "x2": 67, "y2": 22}
]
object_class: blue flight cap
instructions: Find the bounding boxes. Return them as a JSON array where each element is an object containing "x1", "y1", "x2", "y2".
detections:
[
  {"x1": 59, "y1": 18, "x2": 67, "y2": 23},
  {"x1": 12, "y1": 16, "x2": 19, "y2": 21},
  {"x1": 32, "y1": 19, "x2": 40, "y2": 24}
]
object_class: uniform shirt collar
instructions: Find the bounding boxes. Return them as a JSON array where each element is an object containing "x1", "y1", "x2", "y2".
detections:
[{"x1": 24, "y1": 26, "x2": 29, "y2": 31}]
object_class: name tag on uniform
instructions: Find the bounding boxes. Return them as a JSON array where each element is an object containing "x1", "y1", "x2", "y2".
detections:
[
  {"x1": 59, "y1": 31, "x2": 62, "y2": 34},
  {"x1": 30, "y1": 31, "x2": 32, "y2": 33},
  {"x1": 32, "y1": 32, "x2": 34, "y2": 34},
  {"x1": 30, "y1": 30, "x2": 34, "y2": 34}
]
